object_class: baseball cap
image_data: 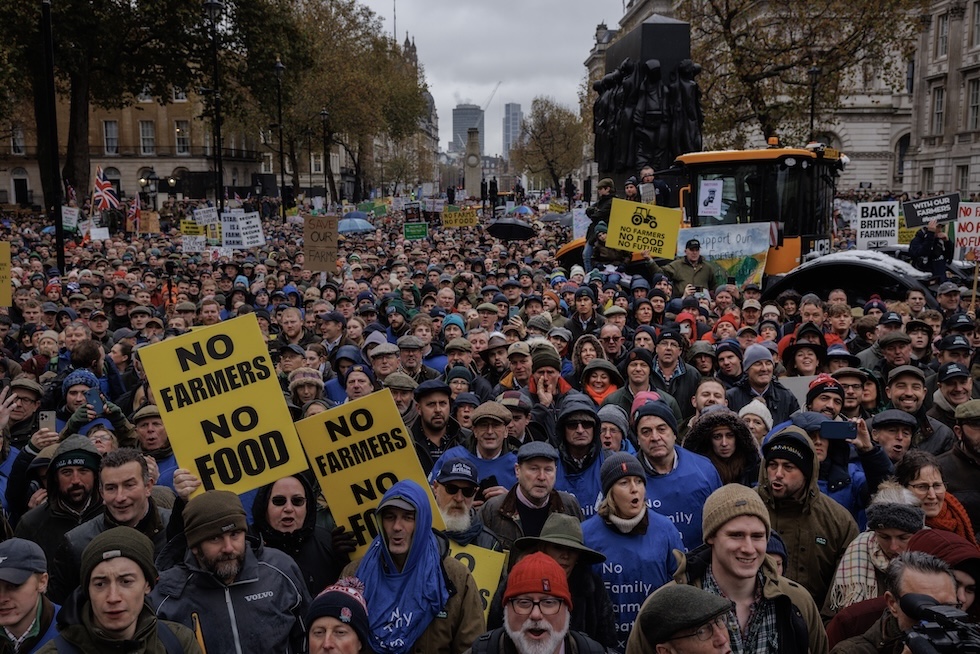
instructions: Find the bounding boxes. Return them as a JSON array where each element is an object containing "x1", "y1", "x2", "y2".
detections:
[
  {"x1": 685, "y1": 239, "x2": 700, "y2": 250},
  {"x1": 435, "y1": 457, "x2": 479, "y2": 485},
  {"x1": 0, "y1": 538, "x2": 47, "y2": 584}
]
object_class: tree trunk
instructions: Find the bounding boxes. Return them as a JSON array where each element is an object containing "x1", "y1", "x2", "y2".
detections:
[{"x1": 63, "y1": 70, "x2": 92, "y2": 200}]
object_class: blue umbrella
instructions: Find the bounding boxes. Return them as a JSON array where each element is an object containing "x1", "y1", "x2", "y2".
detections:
[
  {"x1": 346, "y1": 210, "x2": 370, "y2": 220},
  {"x1": 42, "y1": 225, "x2": 57, "y2": 234},
  {"x1": 507, "y1": 205, "x2": 533, "y2": 216},
  {"x1": 338, "y1": 217, "x2": 374, "y2": 234}
]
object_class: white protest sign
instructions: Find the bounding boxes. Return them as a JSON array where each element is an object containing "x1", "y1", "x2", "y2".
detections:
[
  {"x1": 90, "y1": 227, "x2": 111, "y2": 241},
  {"x1": 572, "y1": 207, "x2": 590, "y2": 241},
  {"x1": 856, "y1": 201, "x2": 899, "y2": 249},
  {"x1": 182, "y1": 236, "x2": 206, "y2": 253},
  {"x1": 194, "y1": 206, "x2": 219, "y2": 226},
  {"x1": 955, "y1": 203, "x2": 980, "y2": 258},
  {"x1": 237, "y1": 212, "x2": 266, "y2": 247},
  {"x1": 220, "y1": 213, "x2": 243, "y2": 248},
  {"x1": 61, "y1": 207, "x2": 79, "y2": 231},
  {"x1": 698, "y1": 180, "x2": 724, "y2": 218}
]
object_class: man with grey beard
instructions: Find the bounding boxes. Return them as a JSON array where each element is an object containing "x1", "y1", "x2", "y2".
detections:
[
  {"x1": 433, "y1": 457, "x2": 503, "y2": 551},
  {"x1": 466, "y1": 552, "x2": 606, "y2": 654}
]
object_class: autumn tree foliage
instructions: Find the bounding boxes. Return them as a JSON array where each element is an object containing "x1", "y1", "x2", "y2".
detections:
[{"x1": 511, "y1": 97, "x2": 586, "y2": 192}]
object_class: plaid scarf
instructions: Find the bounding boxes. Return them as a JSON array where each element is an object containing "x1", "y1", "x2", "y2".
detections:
[{"x1": 826, "y1": 530, "x2": 890, "y2": 613}]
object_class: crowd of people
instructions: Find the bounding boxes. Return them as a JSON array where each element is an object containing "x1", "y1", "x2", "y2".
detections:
[{"x1": 0, "y1": 182, "x2": 979, "y2": 654}]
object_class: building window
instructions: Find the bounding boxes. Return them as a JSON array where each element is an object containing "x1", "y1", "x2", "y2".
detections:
[
  {"x1": 895, "y1": 134, "x2": 910, "y2": 180},
  {"x1": 937, "y1": 13, "x2": 950, "y2": 57},
  {"x1": 958, "y1": 165, "x2": 970, "y2": 193},
  {"x1": 174, "y1": 120, "x2": 190, "y2": 155},
  {"x1": 103, "y1": 120, "x2": 119, "y2": 155},
  {"x1": 922, "y1": 167, "x2": 935, "y2": 193},
  {"x1": 974, "y1": 2, "x2": 980, "y2": 47},
  {"x1": 137, "y1": 86, "x2": 153, "y2": 103},
  {"x1": 261, "y1": 153, "x2": 273, "y2": 174},
  {"x1": 971, "y1": 80, "x2": 980, "y2": 131},
  {"x1": 139, "y1": 121, "x2": 155, "y2": 155},
  {"x1": 10, "y1": 126, "x2": 24, "y2": 155},
  {"x1": 933, "y1": 87, "x2": 945, "y2": 134},
  {"x1": 172, "y1": 87, "x2": 187, "y2": 102},
  {"x1": 203, "y1": 129, "x2": 212, "y2": 157},
  {"x1": 311, "y1": 153, "x2": 323, "y2": 174},
  {"x1": 232, "y1": 168, "x2": 239, "y2": 187}
]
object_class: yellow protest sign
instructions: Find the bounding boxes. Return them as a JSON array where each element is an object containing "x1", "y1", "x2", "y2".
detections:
[
  {"x1": 303, "y1": 215, "x2": 338, "y2": 273},
  {"x1": 139, "y1": 314, "x2": 307, "y2": 496},
  {"x1": 442, "y1": 209, "x2": 478, "y2": 228},
  {"x1": 295, "y1": 389, "x2": 445, "y2": 559},
  {"x1": 607, "y1": 198, "x2": 682, "y2": 256},
  {"x1": 449, "y1": 542, "x2": 507, "y2": 620},
  {"x1": 180, "y1": 220, "x2": 204, "y2": 236},
  {"x1": 549, "y1": 202, "x2": 568, "y2": 215}
]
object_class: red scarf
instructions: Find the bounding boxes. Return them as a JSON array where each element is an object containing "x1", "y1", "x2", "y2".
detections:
[
  {"x1": 585, "y1": 383, "x2": 618, "y2": 407},
  {"x1": 927, "y1": 492, "x2": 979, "y2": 546}
]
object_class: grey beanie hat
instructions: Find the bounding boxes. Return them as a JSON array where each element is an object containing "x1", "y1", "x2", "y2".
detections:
[
  {"x1": 598, "y1": 405, "x2": 630, "y2": 441},
  {"x1": 742, "y1": 343, "x2": 773, "y2": 370}
]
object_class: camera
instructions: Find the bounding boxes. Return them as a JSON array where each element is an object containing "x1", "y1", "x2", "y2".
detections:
[{"x1": 901, "y1": 593, "x2": 980, "y2": 654}]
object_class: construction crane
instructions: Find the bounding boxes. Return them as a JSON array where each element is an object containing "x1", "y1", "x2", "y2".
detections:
[
  {"x1": 482, "y1": 81, "x2": 501, "y2": 116},
  {"x1": 453, "y1": 81, "x2": 502, "y2": 150}
]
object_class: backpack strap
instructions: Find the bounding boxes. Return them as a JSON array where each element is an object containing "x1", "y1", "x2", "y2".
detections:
[
  {"x1": 157, "y1": 621, "x2": 185, "y2": 654},
  {"x1": 571, "y1": 629, "x2": 608, "y2": 654},
  {"x1": 469, "y1": 627, "x2": 503, "y2": 654}
]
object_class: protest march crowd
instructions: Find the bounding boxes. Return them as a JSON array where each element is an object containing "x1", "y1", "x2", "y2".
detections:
[{"x1": 0, "y1": 175, "x2": 979, "y2": 654}]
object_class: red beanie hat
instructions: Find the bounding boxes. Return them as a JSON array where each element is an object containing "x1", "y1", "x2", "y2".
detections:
[{"x1": 503, "y1": 552, "x2": 573, "y2": 610}]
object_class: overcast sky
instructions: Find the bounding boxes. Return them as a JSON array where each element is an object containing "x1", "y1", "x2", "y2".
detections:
[{"x1": 360, "y1": 0, "x2": 624, "y2": 157}]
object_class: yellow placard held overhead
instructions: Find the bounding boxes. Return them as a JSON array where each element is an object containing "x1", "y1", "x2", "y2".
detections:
[
  {"x1": 295, "y1": 389, "x2": 445, "y2": 559},
  {"x1": 139, "y1": 314, "x2": 307, "y2": 496},
  {"x1": 449, "y1": 542, "x2": 507, "y2": 620},
  {"x1": 606, "y1": 198, "x2": 682, "y2": 257},
  {"x1": 442, "y1": 210, "x2": 479, "y2": 228}
]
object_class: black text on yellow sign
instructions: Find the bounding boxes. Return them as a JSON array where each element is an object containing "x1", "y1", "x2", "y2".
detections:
[
  {"x1": 296, "y1": 389, "x2": 445, "y2": 559},
  {"x1": 139, "y1": 314, "x2": 308, "y2": 495},
  {"x1": 606, "y1": 198, "x2": 682, "y2": 257}
]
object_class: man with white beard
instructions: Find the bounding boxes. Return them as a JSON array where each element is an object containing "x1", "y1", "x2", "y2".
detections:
[
  {"x1": 465, "y1": 552, "x2": 607, "y2": 654},
  {"x1": 433, "y1": 457, "x2": 504, "y2": 551}
]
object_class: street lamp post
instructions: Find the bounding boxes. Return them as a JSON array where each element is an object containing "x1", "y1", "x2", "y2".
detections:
[
  {"x1": 204, "y1": 0, "x2": 224, "y2": 212},
  {"x1": 275, "y1": 57, "x2": 286, "y2": 221},
  {"x1": 139, "y1": 168, "x2": 159, "y2": 211},
  {"x1": 320, "y1": 108, "x2": 329, "y2": 204},
  {"x1": 808, "y1": 65, "x2": 821, "y2": 143}
]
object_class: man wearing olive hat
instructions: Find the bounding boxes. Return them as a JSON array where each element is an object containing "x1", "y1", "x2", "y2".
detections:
[
  {"x1": 626, "y1": 483, "x2": 826, "y2": 654},
  {"x1": 631, "y1": 584, "x2": 733, "y2": 654},
  {"x1": 39, "y1": 527, "x2": 200, "y2": 652},
  {"x1": 430, "y1": 401, "x2": 518, "y2": 495},
  {"x1": 150, "y1": 490, "x2": 310, "y2": 653}
]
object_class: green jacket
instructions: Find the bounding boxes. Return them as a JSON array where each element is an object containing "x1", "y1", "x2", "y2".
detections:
[
  {"x1": 37, "y1": 599, "x2": 201, "y2": 654},
  {"x1": 661, "y1": 256, "x2": 720, "y2": 297}
]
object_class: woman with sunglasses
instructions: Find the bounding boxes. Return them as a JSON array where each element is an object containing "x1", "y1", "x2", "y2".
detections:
[{"x1": 251, "y1": 474, "x2": 350, "y2": 595}]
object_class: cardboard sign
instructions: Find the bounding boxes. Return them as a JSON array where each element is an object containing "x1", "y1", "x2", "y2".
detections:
[
  {"x1": 856, "y1": 201, "x2": 899, "y2": 249},
  {"x1": 442, "y1": 210, "x2": 478, "y2": 228},
  {"x1": 676, "y1": 223, "x2": 770, "y2": 287},
  {"x1": 903, "y1": 193, "x2": 960, "y2": 228},
  {"x1": 140, "y1": 212, "x2": 161, "y2": 235},
  {"x1": 61, "y1": 206, "x2": 79, "y2": 231},
  {"x1": 449, "y1": 542, "x2": 507, "y2": 620},
  {"x1": 304, "y1": 215, "x2": 338, "y2": 273},
  {"x1": 404, "y1": 222, "x2": 428, "y2": 241},
  {"x1": 0, "y1": 242, "x2": 10, "y2": 306},
  {"x1": 193, "y1": 206, "x2": 219, "y2": 226},
  {"x1": 295, "y1": 390, "x2": 444, "y2": 559},
  {"x1": 606, "y1": 198, "x2": 682, "y2": 257},
  {"x1": 139, "y1": 314, "x2": 307, "y2": 496}
]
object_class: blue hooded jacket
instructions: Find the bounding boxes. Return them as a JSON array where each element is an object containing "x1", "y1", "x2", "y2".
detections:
[{"x1": 355, "y1": 480, "x2": 450, "y2": 654}]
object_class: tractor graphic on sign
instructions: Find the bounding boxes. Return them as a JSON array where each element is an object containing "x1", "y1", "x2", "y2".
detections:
[{"x1": 631, "y1": 206, "x2": 658, "y2": 229}]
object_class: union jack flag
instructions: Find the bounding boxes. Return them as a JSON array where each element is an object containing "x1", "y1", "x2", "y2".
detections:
[
  {"x1": 92, "y1": 166, "x2": 120, "y2": 211},
  {"x1": 234, "y1": 191, "x2": 242, "y2": 202},
  {"x1": 127, "y1": 196, "x2": 141, "y2": 233}
]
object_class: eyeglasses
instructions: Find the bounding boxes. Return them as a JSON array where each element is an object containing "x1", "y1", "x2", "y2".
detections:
[
  {"x1": 508, "y1": 598, "x2": 564, "y2": 616},
  {"x1": 601, "y1": 336, "x2": 622, "y2": 342},
  {"x1": 908, "y1": 482, "x2": 947, "y2": 493},
  {"x1": 565, "y1": 420, "x2": 595, "y2": 429},
  {"x1": 88, "y1": 432, "x2": 114, "y2": 443},
  {"x1": 838, "y1": 383, "x2": 863, "y2": 391},
  {"x1": 11, "y1": 395, "x2": 38, "y2": 405},
  {"x1": 270, "y1": 495, "x2": 307, "y2": 507},
  {"x1": 441, "y1": 483, "x2": 477, "y2": 498},
  {"x1": 670, "y1": 615, "x2": 728, "y2": 642}
]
